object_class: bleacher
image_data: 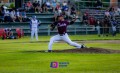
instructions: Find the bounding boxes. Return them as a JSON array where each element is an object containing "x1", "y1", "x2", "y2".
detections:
[
  {"x1": 80, "y1": 9, "x2": 105, "y2": 20},
  {"x1": 0, "y1": 12, "x2": 98, "y2": 35},
  {"x1": 0, "y1": 12, "x2": 120, "y2": 35}
]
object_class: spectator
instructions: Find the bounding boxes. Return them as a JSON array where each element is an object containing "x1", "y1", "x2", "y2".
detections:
[
  {"x1": 23, "y1": 2, "x2": 27, "y2": 10},
  {"x1": 110, "y1": 19, "x2": 118, "y2": 36},
  {"x1": 88, "y1": 17, "x2": 96, "y2": 26},
  {"x1": 10, "y1": 9, "x2": 16, "y2": 22},
  {"x1": 82, "y1": 13, "x2": 88, "y2": 25},
  {"x1": 95, "y1": 20, "x2": 102, "y2": 37},
  {"x1": 36, "y1": 5, "x2": 42, "y2": 13},
  {"x1": 64, "y1": 9, "x2": 71, "y2": 20},
  {"x1": 37, "y1": 1, "x2": 40, "y2": 7},
  {"x1": 62, "y1": 1, "x2": 68, "y2": 11},
  {"x1": 105, "y1": 10, "x2": 111, "y2": 17},
  {"x1": 52, "y1": 0, "x2": 57, "y2": 12},
  {"x1": 53, "y1": 11, "x2": 59, "y2": 21},
  {"x1": 0, "y1": 7, "x2": 4, "y2": 22},
  {"x1": 103, "y1": 13, "x2": 111, "y2": 36},
  {"x1": 46, "y1": 0, "x2": 51, "y2": 10},
  {"x1": 55, "y1": 2, "x2": 62, "y2": 15},
  {"x1": 21, "y1": 10, "x2": 26, "y2": 18},
  {"x1": 62, "y1": 5, "x2": 68, "y2": 11},
  {"x1": 27, "y1": 1, "x2": 32, "y2": 11},
  {"x1": 95, "y1": 0, "x2": 103, "y2": 8},
  {"x1": 68, "y1": 0, "x2": 70, "y2": 6},
  {"x1": 114, "y1": 7, "x2": 120, "y2": 16},
  {"x1": 3, "y1": 28, "x2": 16, "y2": 39},
  {"x1": 71, "y1": 5, "x2": 76, "y2": 16},
  {"x1": 109, "y1": 6, "x2": 115, "y2": 19},
  {"x1": 109, "y1": 6, "x2": 114, "y2": 12},
  {"x1": 16, "y1": 9, "x2": 22, "y2": 22},
  {"x1": 1, "y1": 5, "x2": 4, "y2": 12},
  {"x1": 4, "y1": 10, "x2": 13, "y2": 22},
  {"x1": 22, "y1": 10, "x2": 30, "y2": 22},
  {"x1": 41, "y1": 2, "x2": 47, "y2": 12},
  {"x1": 63, "y1": 1, "x2": 67, "y2": 6},
  {"x1": 33, "y1": 1, "x2": 38, "y2": 13}
]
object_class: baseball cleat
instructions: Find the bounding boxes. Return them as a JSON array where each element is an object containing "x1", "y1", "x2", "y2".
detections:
[
  {"x1": 81, "y1": 44, "x2": 86, "y2": 48},
  {"x1": 45, "y1": 50, "x2": 52, "y2": 53}
]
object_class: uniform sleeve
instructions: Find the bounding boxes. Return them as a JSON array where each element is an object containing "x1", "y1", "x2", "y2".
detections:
[
  {"x1": 38, "y1": 20, "x2": 41, "y2": 26},
  {"x1": 30, "y1": 20, "x2": 32, "y2": 29}
]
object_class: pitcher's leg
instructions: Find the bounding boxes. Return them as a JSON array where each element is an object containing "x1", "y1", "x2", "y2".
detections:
[
  {"x1": 48, "y1": 35, "x2": 61, "y2": 51},
  {"x1": 62, "y1": 34, "x2": 82, "y2": 48}
]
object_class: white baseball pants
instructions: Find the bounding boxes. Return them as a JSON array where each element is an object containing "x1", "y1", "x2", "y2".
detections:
[
  {"x1": 31, "y1": 27, "x2": 38, "y2": 41},
  {"x1": 48, "y1": 33, "x2": 82, "y2": 50}
]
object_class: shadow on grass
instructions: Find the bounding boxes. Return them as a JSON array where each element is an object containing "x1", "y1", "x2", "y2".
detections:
[{"x1": 21, "y1": 47, "x2": 120, "y2": 54}]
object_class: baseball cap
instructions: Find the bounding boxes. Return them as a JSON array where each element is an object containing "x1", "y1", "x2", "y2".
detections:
[{"x1": 32, "y1": 16, "x2": 36, "y2": 19}]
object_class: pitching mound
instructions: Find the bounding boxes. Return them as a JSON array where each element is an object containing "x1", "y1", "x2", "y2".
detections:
[{"x1": 40, "y1": 47, "x2": 120, "y2": 54}]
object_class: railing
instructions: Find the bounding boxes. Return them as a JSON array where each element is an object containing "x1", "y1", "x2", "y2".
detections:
[
  {"x1": 72, "y1": 1, "x2": 120, "y2": 13},
  {"x1": 1, "y1": 25, "x2": 119, "y2": 35},
  {"x1": 47, "y1": 26, "x2": 120, "y2": 35}
]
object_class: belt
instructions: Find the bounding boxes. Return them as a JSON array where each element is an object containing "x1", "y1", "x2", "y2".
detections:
[{"x1": 59, "y1": 33, "x2": 66, "y2": 36}]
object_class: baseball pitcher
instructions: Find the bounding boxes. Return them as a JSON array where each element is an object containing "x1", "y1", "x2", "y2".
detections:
[{"x1": 47, "y1": 15, "x2": 86, "y2": 52}]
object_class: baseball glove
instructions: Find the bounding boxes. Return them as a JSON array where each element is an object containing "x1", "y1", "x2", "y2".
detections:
[{"x1": 50, "y1": 23, "x2": 56, "y2": 31}]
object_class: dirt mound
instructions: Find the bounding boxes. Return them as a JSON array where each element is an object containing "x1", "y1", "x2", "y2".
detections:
[{"x1": 40, "y1": 47, "x2": 120, "y2": 54}]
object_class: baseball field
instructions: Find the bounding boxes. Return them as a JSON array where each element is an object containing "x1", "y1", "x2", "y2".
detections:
[{"x1": 0, "y1": 34, "x2": 120, "y2": 73}]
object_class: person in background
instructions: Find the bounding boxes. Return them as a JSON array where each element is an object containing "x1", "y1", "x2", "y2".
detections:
[
  {"x1": 30, "y1": 16, "x2": 41, "y2": 41},
  {"x1": 27, "y1": 1, "x2": 32, "y2": 11},
  {"x1": 4, "y1": 9, "x2": 13, "y2": 22},
  {"x1": 52, "y1": 0, "x2": 57, "y2": 12},
  {"x1": 10, "y1": 9, "x2": 16, "y2": 22},
  {"x1": 0, "y1": 7, "x2": 4, "y2": 22},
  {"x1": 56, "y1": 2, "x2": 62, "y2": 15},
  {"x1": 41, "y1": 2, "x2": 47, "y2": 13},
  {"x1": 62, "y1": 1, "x2": 67, "y2": 7},
  {"x1": 16, "y1": 9, "x2": 22, "y2": 22},
  {"x1": 88, "y1": 17, "x2": 96, "y2": 26},
  {"x1": 109, "y1": 6, "x2": 116, "y2": 20},
  {"x1": 46, "y1": 0, "x2": 51, "y2": 12},
  {"x1": 1, "y1": 5, "x2": 4, "y2": 12},
  {"x1": 105, "y1": 10, "x2": 111, "y2": 17},
  {"x1": 36, "y1": 1, "x2": 42, "y2": 13},
  {"x1": 95, "y1": 20, "x2": 102, "y2": 37},
  {"x1": 3, "y1": 28, "x2": 16, "y2": 39},
  {"x1": 104, "y1": 11, "x2": 111, "y2": 36},
  {"x1": 82, "y1": 13, "x2": 88, "y2": 25},
  {"x1": 23, "y1": 2, "x2": 27, "y2": 10},
  {"x1": 114, "y1": 7, "x2": 120, "y2": 16},
  {"x1": 71, "y1": 5, "x2": 76, "y2": 17},
  {"x1": 110, "y1": 19, "x2": 118, "y2": 36},
  {"x1": 95, "y1": 0, "x2": 103, "y2": 8},
  {"x1": 21, "y1": 10, "x2": 26, "y2": 19},
  {"x1": 33, "y1": 1, "x2": 38, "y2": 13},
  {"x1": 21, "y1": 9, "x2": 30, "y2": 22},
  {"x1": 67, "y1": 0, "x2": 70, "y2": 6}
]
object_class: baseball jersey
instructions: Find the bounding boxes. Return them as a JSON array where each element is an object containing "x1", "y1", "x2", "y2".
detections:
[
  {"x1": 31, "y1": 19, "x2": 38, "y2": 28},
  {"x1": 54, "y1": 20, "x2": 70, "y2": 34}
]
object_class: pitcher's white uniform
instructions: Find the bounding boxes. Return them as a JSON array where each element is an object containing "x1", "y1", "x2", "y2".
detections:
[{"x1": 30, "y1": 16, "x2": 40, "y2": 41}]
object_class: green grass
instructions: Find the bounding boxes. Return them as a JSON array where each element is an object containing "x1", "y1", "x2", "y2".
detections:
[{"x1": 0, "y1": 35, "x2": 120, "y2": 73}]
